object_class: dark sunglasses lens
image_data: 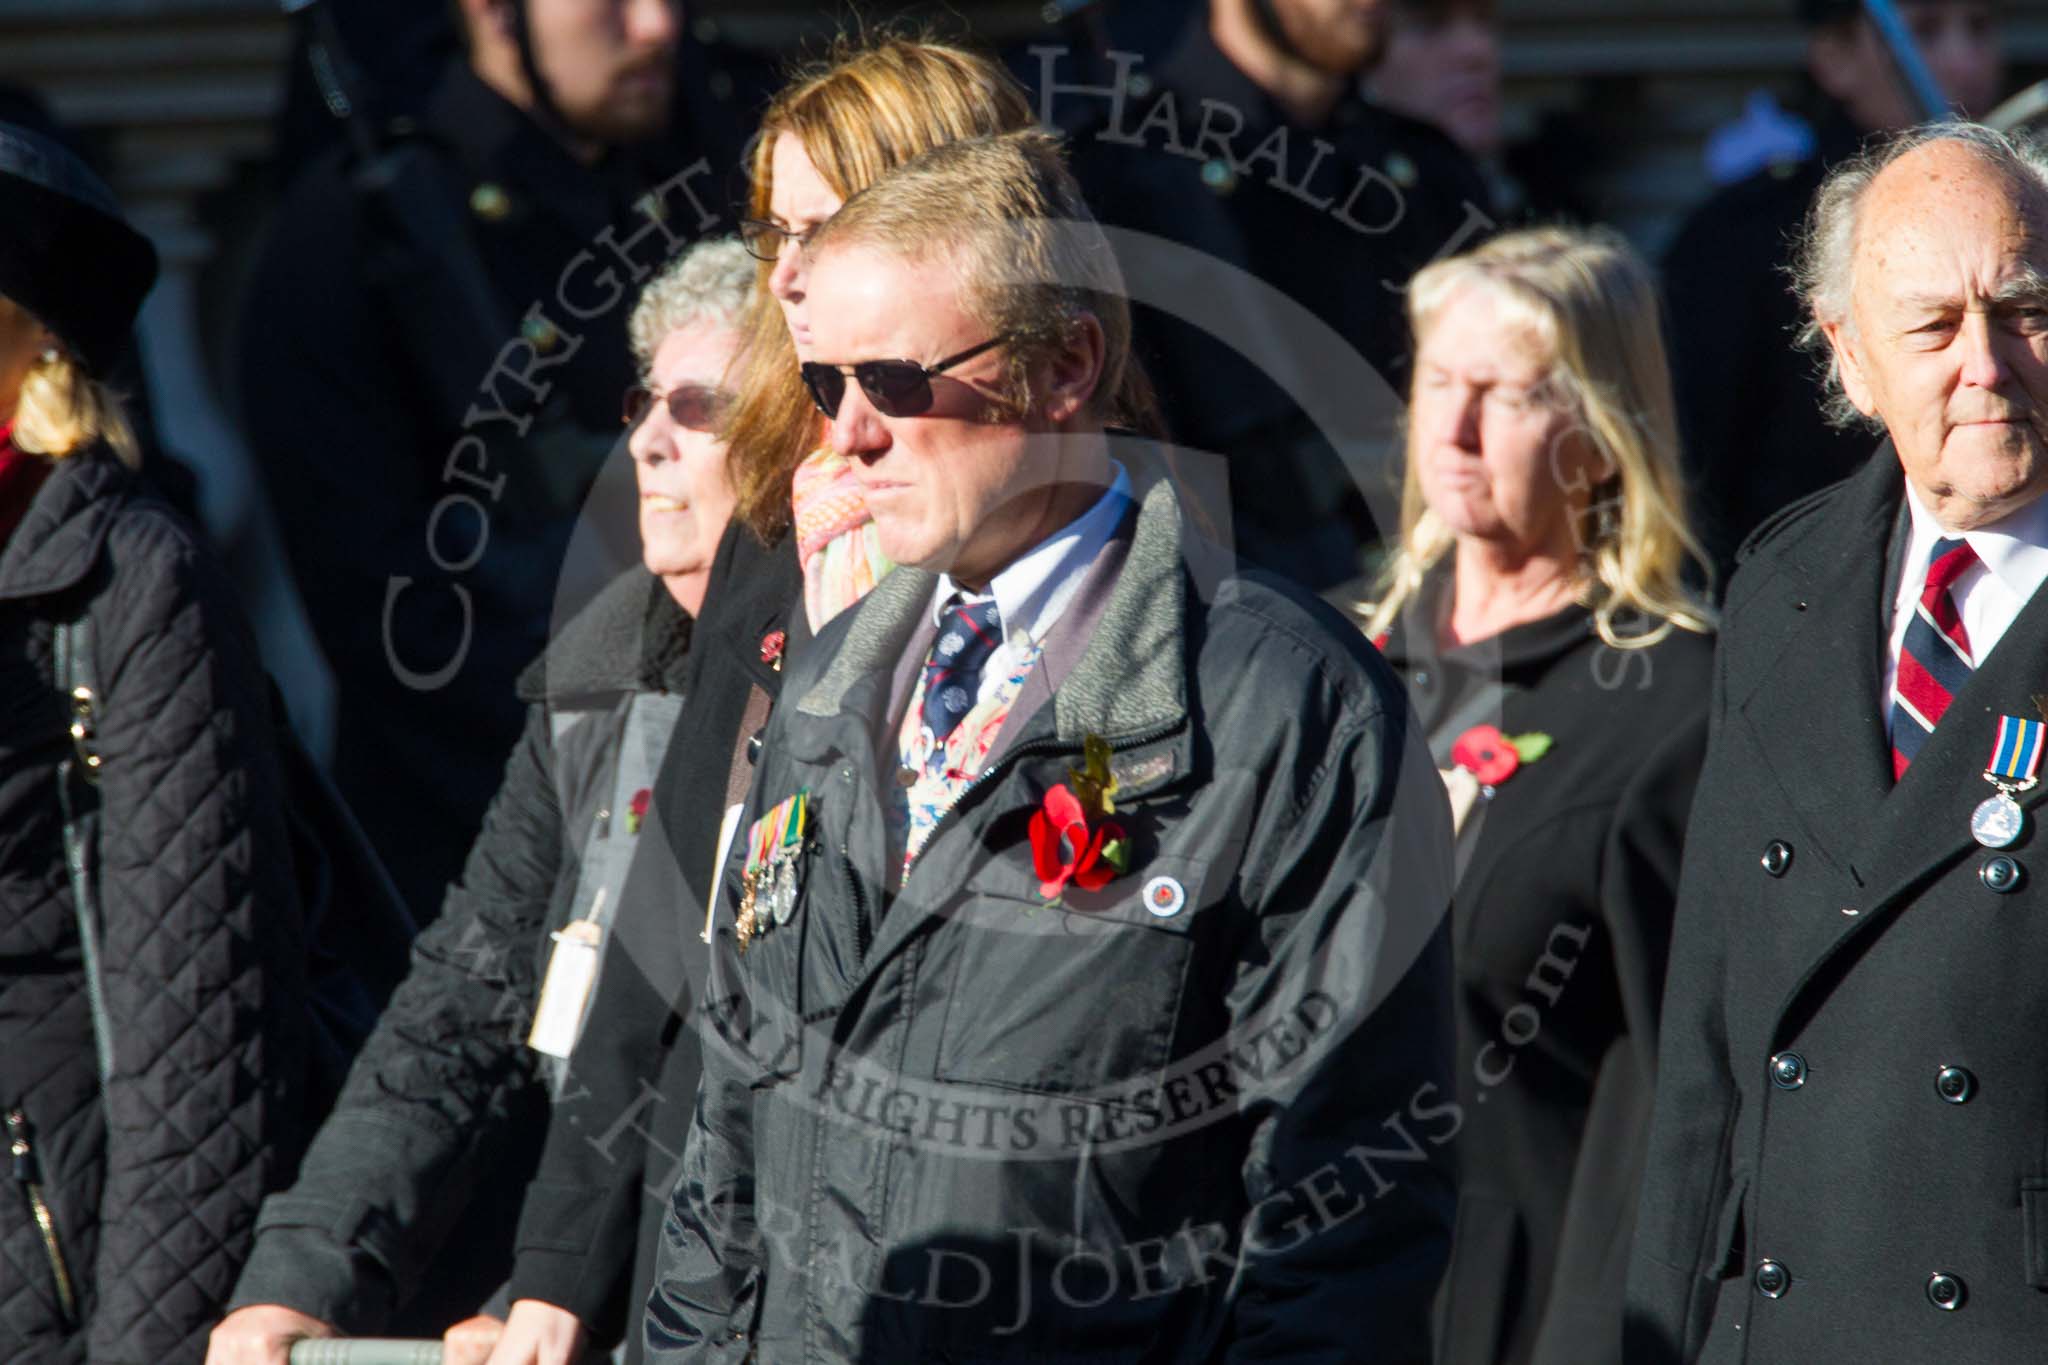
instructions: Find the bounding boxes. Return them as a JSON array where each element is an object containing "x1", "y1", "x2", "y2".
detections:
[
  {"x1": 666, "y1": 387, "x2": 730, "y2": 431},
  {"x1": 858, "y1": 361, "x2": 934, "y2": 417},
  {"x1": 800, "y1": 363, "x2": 844, "y2": 419},
  {"x1": 622, "y1": 385, "x2": 652, "y2": 426}
]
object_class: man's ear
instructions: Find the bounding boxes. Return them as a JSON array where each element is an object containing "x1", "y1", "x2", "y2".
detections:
[
  {"x1": 1821, "y1": 315, "x2": 1879, "y2": 418},
  {"x1": 1039, "y1": 312, "x2": 1106, "y2": 426},
  {"x1": 457, "y1": 0, "x2": 518, "y2": 47}
]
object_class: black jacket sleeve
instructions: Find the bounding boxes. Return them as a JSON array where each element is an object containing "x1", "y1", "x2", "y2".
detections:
[
  {"x1": 1221, "y1": 697, "x2": 1459, "y2": 1365},
  {"x1": 1624, "y1": 647, "x2": 1739, "y2": 1364},
  {"x1": 1530, "y1": 711, "x2": 1710, "y2": 1365},
  {"x1": 226, "y1": 702, "x2": 563, "y2": 1329},
  {"x1": 88, "y1": 504, "x2": 309, "y2": 1364}
]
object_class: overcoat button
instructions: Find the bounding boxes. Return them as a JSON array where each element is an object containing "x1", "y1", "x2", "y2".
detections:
[
  {"x1": 1755, "y1": 1259, "x2": 1790, "y2": 1298},
  {"x1": 1935, "y1": 1066, "x2": 1975, "y2": 1104},
  {"x1": 1761, "y1": 841, "x2": 1793, "y2": 877},
  {"x1": 1412, "y1": 670, "x2": 1432, "y2": 689},
  {"x1": 1769, "y1": 1052, "x2": 1807, "y2": 1090},
  {"x1": 1980, "y1": 854, "x2": 2023, "y2": 893},
  {"x1": 1927, "y1": 1272, "x2": 1965, "y2": 1310}
]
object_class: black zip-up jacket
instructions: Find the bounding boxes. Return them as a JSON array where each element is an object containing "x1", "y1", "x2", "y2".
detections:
[
  {"x1": 226, "y1": 570, "x2": 690, "y2": 1333},
  {"x1": 650, "y1": 475, "x2": 1461, "y2": 1363},
  {"x1": 0, "y1": 445, "x2": 308, "y2": 1363},
  {"x1": 506, "y1": 522, "x2": 802, "y2": 1355}
]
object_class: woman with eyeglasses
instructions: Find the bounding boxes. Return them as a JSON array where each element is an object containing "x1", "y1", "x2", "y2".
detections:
[
  {"x1": 207, "y1": 238, "x2": 753, "y2": 1365},
  {"x1": 476, "y1": 32, "x2": 1049, "y2": 1365},
  {"x1": 1356, "y1": 226, "x2": 1714, "y2": 1365}
]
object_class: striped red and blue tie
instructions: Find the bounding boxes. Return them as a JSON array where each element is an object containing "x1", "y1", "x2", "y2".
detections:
[{"x1": 1892, "y1": 536, "x2": 1980, "y2": 778}]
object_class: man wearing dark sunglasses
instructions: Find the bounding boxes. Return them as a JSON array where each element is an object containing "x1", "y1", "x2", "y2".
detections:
[{"x1": 649, "y1": 129, "x2": 1455, "y2": 1365}]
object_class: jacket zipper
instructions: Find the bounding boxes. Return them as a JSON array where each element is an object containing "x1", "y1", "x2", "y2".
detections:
[
  {"x1": 8, "y1": 1108, "x2": 79, "y2": 1328},
  {"x1": 841, "y1": 844, "x2": 872, "y2": 964}
]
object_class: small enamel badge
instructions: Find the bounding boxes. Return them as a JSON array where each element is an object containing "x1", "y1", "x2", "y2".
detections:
[{"x1": 1142, "y1": 875, "x2": 1186, "y2": 919}]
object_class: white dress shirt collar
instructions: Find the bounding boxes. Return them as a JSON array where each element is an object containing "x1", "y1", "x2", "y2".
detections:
[
  {"x1": 931, "y1": 463, "x2": 1133, "y2": 649},
  {"x1": 1901, "y1": 480, "x2": 2048, "y2": 607}
]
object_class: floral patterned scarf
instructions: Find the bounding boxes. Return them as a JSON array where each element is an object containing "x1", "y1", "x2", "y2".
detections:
[{"x1": 790, "y1": 446, "x2": 895, "y2": 632}]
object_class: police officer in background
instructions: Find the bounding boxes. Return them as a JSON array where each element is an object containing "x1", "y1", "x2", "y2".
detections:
[
  {"x1": 1045, "y1": 0, "x2": 1494, "y2": 589},
  {"x1": 237, "y1": 0, "x2": 758, "y2": 920},
  {"x1": 1662, "y1": 0, "x2": 2003, "y2": 585}
]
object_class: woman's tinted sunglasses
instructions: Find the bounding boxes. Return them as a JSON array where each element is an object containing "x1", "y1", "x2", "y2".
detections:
[
  {"x1": 622, "y1": 383, "x2": 732, "y2": 431},
  {"x1": 799, "y1": 335, "x2": 1010, "y2": 420}
]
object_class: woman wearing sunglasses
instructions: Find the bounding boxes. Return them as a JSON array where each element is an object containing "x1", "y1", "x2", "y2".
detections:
[
  {"x1": 483, "y1": 32, "x2": 1049, "y2": 1365},
  {"x1": 208, "y1": 239, "x2": 753, "y2": 1365}
]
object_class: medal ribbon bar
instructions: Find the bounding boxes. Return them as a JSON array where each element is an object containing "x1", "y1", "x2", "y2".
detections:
[{"x1": 1987, "y1": 714, "x2": 2045, "y2": 787}]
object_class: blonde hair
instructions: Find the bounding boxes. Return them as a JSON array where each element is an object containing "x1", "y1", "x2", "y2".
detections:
[
  {"x1": 724, "y1": 31, "x2": 1038, "y2": 539},
  {"x1": 1363, "y1": 226, "x2": 1712, "y2": 650},
  {"x1": 627, "y1": 237, "x2": 755, "y2": 372},
  {"x1": 809, "y1": 130, "x2": 1160, "y2": 433},
  {"x1": 1, "y1": 298, "x2": 139, "y2": 467}
]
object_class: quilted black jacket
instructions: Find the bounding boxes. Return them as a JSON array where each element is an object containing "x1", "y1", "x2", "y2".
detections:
[{"x1": 0, "y1": 444, "x2": 308, "y2": 1362}]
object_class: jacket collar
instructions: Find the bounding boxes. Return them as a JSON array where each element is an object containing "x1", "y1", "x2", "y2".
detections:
[
  {"x1": 1731, "y1": 442, "x2": 1900, "y2": 869},
  {"x1": 0, "y1": 443, "x2": 128, "y2": 603},
  {"x1": 795, "y1": 473, "x2": 1189, "y2": 746},
  {"x1": 423, "y1": 61, "x2": 634, "y2": 246},
  {"x1": 516, "y1": 567, "x2": 691, "y2": 703},
  {"x1": 1745, "y1": 443, "x2": 2048, "y2": 1026}
]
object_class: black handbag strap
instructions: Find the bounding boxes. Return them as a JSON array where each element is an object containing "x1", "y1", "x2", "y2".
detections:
[{"x1": 54, "y1": 613, "x2": 115, "y2": 1092}]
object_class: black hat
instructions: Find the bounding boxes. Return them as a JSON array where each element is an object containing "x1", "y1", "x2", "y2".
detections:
[{"x1": 0, "y1": 121, "x2": 158, "y2": 377}]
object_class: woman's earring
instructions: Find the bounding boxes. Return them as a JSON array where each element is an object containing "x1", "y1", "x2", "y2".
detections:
[{"x1": 38, "y1": 347, "x2": 57, "y2": 365}]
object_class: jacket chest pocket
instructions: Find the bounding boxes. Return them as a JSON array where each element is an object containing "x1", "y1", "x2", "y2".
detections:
[{"x1": 926, "y1": 856, "x2": 1210, "y2": 1098}]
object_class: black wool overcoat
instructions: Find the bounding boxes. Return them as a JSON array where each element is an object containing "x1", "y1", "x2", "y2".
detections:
[{"x1": 1628, "y1": 443, "x2": 2048, "y2": 1361}]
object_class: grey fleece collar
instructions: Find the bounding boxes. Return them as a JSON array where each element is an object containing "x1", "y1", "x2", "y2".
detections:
[{"x1": 798, "y1": 476, "x2": 1188, "y2": 741}]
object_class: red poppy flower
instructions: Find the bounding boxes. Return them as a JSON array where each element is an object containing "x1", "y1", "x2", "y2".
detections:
[
  {"x1": 760, "y1": 630, "x2": 787, "y2": 666},
  {"x1": 626, "y1": 787, "x2": 652, "y2": 835},
  {"x1": 1029, "y1": 783, "x2": 1128, "y2": 901},
  {"x1": 1452, "y1": 725, "x2": 1519, "y2": 786}
]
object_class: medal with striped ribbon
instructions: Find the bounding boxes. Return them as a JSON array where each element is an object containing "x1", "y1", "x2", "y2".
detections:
[{"x1": 1971, "y1": 714, "x2": 2043, "y2": 848}]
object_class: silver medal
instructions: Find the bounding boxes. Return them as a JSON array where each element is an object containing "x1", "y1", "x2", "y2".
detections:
[
  {"x1": 772, "y1": 854, "x2": 798, "y2": 926},
  {"x1": 1971, "y1": 790, "x2": 2025, "y2": 848}
]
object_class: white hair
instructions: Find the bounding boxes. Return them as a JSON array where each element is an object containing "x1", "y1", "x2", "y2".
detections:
[
  {"x1": 627, "y1": 236, "x2": 755, "y2": 371},
  {"x1": 1793, "y1": 122, "x2": 2048, "y2": 430}
]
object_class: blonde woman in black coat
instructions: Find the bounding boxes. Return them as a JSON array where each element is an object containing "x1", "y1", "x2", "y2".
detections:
[
  {"x1": 1359, "y1": 226, "x2": 1715, "y2": 1365},
  {"x1": 0, "y1": 123, "x2": 308, "y2": 1363}
]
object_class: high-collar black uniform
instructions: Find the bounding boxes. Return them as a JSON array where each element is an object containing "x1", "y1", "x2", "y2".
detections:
[
  {"x1": 238, "y1": 57, "x2": 754, "y2": 919},
  {"x1": 1629, "y1": 446, "x2": 2048, "y2": 1362},
  {"x1": 1661, "y1": 111, "x2": 1879, "y2": 586},
  {"x1": 1379, "y1": 574, "x2": 1713, "y2": 1365},
  {"x1": 1057, "y1": 25, "x2": 1493, "y2": 589}
]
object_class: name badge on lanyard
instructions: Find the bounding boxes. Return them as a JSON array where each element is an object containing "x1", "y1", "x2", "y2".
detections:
[{"x1": 529, "y1": 887, "x2": 608, "y2": 1060}]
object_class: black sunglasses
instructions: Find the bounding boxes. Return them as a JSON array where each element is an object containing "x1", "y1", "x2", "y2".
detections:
[
  {"x1": 799, "y1": 336, "x2": 1010, "y2": 420},
  {"x1": 622, "y1": 382, "x2": 732, "y2": 432}
]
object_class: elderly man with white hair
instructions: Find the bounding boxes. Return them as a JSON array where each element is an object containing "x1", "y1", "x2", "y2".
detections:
[{"x1": 1629, "y1": 122, "x2": 2048, "y2": 1363}]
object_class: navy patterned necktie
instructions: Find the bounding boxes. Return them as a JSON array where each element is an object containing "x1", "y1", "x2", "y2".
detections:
[
  {"x1": 922, "y1": 596, "x2": 1003, "y2": 743},
  {"x1": 1892, "y1": 535, "x2": 1979, "y2": 778}
]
